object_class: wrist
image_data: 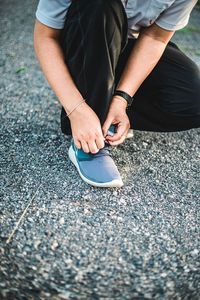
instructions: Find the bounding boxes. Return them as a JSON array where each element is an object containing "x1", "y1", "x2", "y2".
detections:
[
  {"x1": 113, "y1": 90, "x2": 134, "y2": 107},
  {"x1": 62, "y1": 90, "x2": 84, "y2": 114},
  {"x1": 67, "y1": 99, "x2": 87, "y2": 120},
  {"x1": 111, "y1": 96, "x2": 128, "y2": 110}
]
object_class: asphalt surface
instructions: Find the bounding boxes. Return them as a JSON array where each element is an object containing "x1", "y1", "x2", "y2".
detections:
[{"x1": 0, "y1": 1, "x2": 200, "y2": 299}]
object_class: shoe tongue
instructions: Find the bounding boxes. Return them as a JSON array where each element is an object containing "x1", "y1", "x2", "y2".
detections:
[{"x1": 77, "y1": 146, "x2": 110, "y2": 161}]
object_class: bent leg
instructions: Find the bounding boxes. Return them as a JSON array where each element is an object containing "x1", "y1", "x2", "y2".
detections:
[
  {"x1": 60, "y1": 0, "x2": 128, "y2": 135},
  {"x1": 116, "y1": 40, "x2": 200, "y2": 132}
]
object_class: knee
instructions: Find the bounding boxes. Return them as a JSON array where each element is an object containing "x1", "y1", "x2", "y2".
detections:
[
  {"x1": 94, "y1": 0, "x2": 126, "y2": 23},
  {"x1": 63, "y1": 0, "x2": 126, "y2": 41},
  {"x1": 75, "y1": 0, "x2": 125, "y2": 22},
  {"x1": 73, "y1": 0, "x2": 127, "y2": 45}
]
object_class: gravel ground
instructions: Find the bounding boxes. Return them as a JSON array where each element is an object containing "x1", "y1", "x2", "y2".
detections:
[{"x1": 0, "y1": 1, "x2": 200, "y2": 299}]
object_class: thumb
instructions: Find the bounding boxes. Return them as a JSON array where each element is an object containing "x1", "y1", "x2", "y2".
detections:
[{"x1": 102, "y1": 115, "x2": 113, "y2": 137}]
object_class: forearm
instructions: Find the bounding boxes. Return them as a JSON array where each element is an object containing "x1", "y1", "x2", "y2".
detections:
[
  {"x1": 34, "y1": 24, "x2": 83, "y2": 114},
  {"x1": 116, "y1": 25, "x2": 174, "y2": 96}
]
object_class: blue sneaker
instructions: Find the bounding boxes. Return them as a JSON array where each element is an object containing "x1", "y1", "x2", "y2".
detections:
[{"x1": 68, "y1": 142, "x2": 123, "y2": 188}]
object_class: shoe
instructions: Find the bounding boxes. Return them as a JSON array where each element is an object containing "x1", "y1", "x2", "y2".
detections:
[
  {"x1": 68, "y1": 142, "x2": 123, "y2": 188},
  {"x1": 126, "y1": 129, "x2": 134, "y2": 139}
]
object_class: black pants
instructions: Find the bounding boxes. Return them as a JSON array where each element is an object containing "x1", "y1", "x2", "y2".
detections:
[{"x1": 61, "y1": 0, "x2": 200, "y2": 135}]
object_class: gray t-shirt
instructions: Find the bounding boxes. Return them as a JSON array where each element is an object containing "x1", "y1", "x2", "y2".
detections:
[{"x1": 36, "y1": 0, "x2": 197, "y2": 35}]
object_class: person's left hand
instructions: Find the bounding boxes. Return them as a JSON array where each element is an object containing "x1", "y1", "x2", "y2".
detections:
[{"x1": 102, "y1": 97, "x2": 130, "y2": 146}]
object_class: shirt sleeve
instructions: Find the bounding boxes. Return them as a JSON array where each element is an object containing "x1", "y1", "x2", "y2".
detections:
[
  {"x1": 155, "y1": 0, "x2": 197, "y2": 31},
  {"x1": 36, "y1": 0, "x2": 71, "y2": 29}
]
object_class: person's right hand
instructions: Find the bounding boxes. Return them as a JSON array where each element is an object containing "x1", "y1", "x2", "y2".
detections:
[{"x1": 68, "y1": 102, "x2": 105, "y2": 153}]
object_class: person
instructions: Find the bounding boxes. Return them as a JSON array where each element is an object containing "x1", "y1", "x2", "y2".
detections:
[{"x1": 34, "y1": 0, "x2": 200, "y2": 188}]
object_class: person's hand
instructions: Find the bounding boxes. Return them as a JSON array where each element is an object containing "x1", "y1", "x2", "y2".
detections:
[
  {"x1": 102, "y1": 97, "x2": 130, "y2": 146},
  {"x1": 68, "y1": 102, "x2": 105, "y2": 153}
]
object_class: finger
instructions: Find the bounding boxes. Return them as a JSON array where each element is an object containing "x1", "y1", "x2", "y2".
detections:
[
  {"x1": 88, "y1": 140, "x2": 99, "y2": 154},
  {"x1": 109, "y1": 134, "x2": 127, "y2": 146},
  {"x1": 107, "y1": 122, "x2": 128, "y2": 142},
  {"x1": 74, "y1": 139, "x2": 81, "y2": 149},
  {"x1": 81, "y1": 140, "x2": 90, "y2": 153},
  {"x1": 95, "y1": 136, "x2": 105, "y2": 150},
  {"x1": 102, "y1": 116, "x2": 113, "y2": 137}
]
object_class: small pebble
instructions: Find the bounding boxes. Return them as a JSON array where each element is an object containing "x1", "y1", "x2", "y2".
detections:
[
  {"x1": 191, "y1": 249, "x2": 199, "y2": 256},
  {"x1": 51, "y1": 241, "x2": 59, "y2": 251},
  {"x1": 58, "y1": 292, "x2": 71, "y2": 299},
  {"x1": 59, "y1": 217, "x2": 65, "y2": 225}
]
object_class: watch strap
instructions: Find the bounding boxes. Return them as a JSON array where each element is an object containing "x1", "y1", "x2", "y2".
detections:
[{"x1": 113, "y1": 90, "x2": 133, "y2": 107}]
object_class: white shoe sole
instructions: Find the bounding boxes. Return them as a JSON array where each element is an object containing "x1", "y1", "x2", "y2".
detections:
[{"x1": 68, "y1": 146, "x2": 123, "y2": 188}]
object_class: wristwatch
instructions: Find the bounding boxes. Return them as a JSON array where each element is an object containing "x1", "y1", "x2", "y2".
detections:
[{"x1": 113, "y1": 90, "x2": 134, "y2": 107}]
